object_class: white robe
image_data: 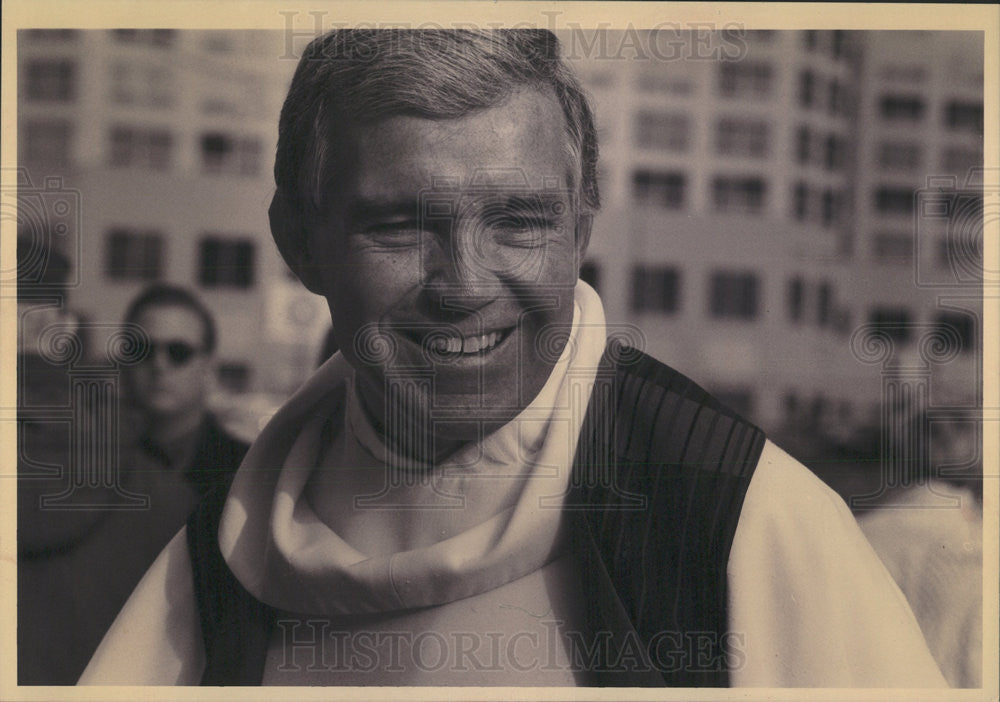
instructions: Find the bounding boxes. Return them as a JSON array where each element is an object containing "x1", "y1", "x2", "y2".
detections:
[{"x1": 79, "y1": 284, "x2": 946, "y2": 688}]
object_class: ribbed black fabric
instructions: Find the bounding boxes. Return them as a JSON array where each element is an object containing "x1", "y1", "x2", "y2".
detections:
[
  {"x1": 185, "y1": 342, "x2": 765, "y2": 686},
  {"x1": 186, "y1": 478, "x2": 277, "y2": 685},
  {"x1": 566, "y1": 341, "x2": 764, "y2": 686}
]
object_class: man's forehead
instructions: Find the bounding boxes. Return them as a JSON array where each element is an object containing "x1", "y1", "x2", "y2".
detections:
[{"x1": 337, "y1": 88, "x2": 575, "y2": 200}]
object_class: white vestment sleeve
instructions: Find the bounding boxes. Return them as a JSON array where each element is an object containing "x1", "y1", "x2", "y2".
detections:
[
  {"x1": 78, "y1": 527, "x2": 206, "y2": 685},
  {"x1": 727, "y1": 440, "x2": 948, "y2": 687}
]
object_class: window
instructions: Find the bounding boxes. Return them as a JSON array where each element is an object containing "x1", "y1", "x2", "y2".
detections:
[
  {"x1": 718, "y1": 62, "x2": 773, "y2": 98},
  {"x1": 579, "y1": 261, "x2": 600, "y2": 293},
  {"x1": 868, "y1": 307, "x2": 912, "y2": 344},
  {"x1": 24, "y1": 29, "x2": 79, "y2": 41},
  {"x1": 201, "y1": 133, "x2": 231, "y2": 172},
  {"x1": 941, "y1": 146, "x2": 981, "y2": 175},
  {"x1": 200, "y1": 132, "x2": 263, "y2": 176},
  {"x1": 944, "y1": 100, "x2": 983, "y2": 134},
  {"x1": 634, "y1": 111, "x2": 690, "y2": 151},
  {"x1": 872, "y1": 232, "x2": 913, "y2": 263},
  {"x1": 824, "y1": 134, "x2": 845, "y2": 171},
  {"x1": 798, "y1": 70, "x2": 815, "y2": 108},
  {"x1": 831, "y1": 30, "x2": 847, "y2": 60},
  {"x1": 632, "y1": 170, "x2": 686, "y2": 209},
  {"x1": 795, "y1": 125, "x2": 811, "y2": 164},
  {"x1": 877, "y1": 141, "x2": 922, "y2": 171},
  {"x1": 23, "y1": 119, "x2": 72, "y2": 165},
  {"x1": 816, "y1": 281, "x2": 832, "y2": 326},
  {"x1": 879, "y1": 94, "x2": 924, "y2": 121},
  {"x1": 709, "y1": 271, "x2": 759, "y2": 319},
  {"x1": 108, "y1": 126, "x2": 173, "y2": 169},
  {"x1": 787, "y1": 277, "x2": 804, "y2": 322},
  {"x1": 933, "y1": 312, "x2": 975, "y2": 354},
  {"x1": 715, "y1": 118, "x2": 769, "y2": 158},
  {"x1": 712, "y1": 176, "x2": 767, "y2": 214},
  {"x1": 105, "y1": 229, "x2": 164, "y2": 280},
  {"x1": 809, "y1": 396, "x2": 827, "y2": 428},
  {"x1": 631, "y1": 266, "x2": 681, "y2": 313},
  {"x1": 792, "y1": 182, "x2": 809, "y2": 220},
  {"x1": 111, "y1": 29, "x2": 176, "y2": 47},
  {"x1": 783, "y1": 392, "x2": 800, "y2": 424},
  {"x1": 199, "y1": 237, "x2": 256, "y2": 288},
  {"x1": 874, "y1": 187, "x2": 915, "y2": 215},
  {"x1": 827, "y1": 78, "x2": 842, "y2": 115},
  {"x1": 821, "y1": 189, "x2": 839, "y2": 226},
  {"x1": 24, "y1": 59, "x2": 76, "y2": 101}
]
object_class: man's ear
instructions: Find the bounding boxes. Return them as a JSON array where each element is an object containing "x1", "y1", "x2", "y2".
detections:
[
  {"x1": 269, "y1": 190, "x2": 326, "y2": 295},
  {"x1": 575, "y1": 211, "x2": 593, "y2": 271}
]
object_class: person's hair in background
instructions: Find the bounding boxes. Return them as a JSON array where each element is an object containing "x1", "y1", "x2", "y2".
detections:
[
  {"x1": 269, "y1": 29, "x2": 601, "y2": 292},
  {"x1": 123, "y1": 283, "x2": 217, "y2": 356}
]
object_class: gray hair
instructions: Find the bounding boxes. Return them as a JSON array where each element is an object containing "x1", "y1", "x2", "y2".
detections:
[{"x1": 274, "y1": 29, "x2": 600, "y2": 221}]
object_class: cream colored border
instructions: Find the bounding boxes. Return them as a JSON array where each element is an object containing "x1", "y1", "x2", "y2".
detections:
[{"x1": 1, "y1": 2, "x2": 997, "y2": 701}]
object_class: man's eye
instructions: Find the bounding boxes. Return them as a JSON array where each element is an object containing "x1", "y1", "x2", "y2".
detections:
[
  {"x1": 363, "y1": 222, "x2": 424, "y2": 245},
  {"x1": 490, "y1": 214, "x2": 554, "y2": 247}
]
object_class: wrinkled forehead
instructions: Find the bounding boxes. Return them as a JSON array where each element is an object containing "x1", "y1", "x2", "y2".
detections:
[{"x1": 319, "y1": 88, "x2": 578, "y2": 213}]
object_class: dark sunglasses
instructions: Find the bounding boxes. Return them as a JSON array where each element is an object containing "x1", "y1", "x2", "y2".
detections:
[{"x1": 138, "y1": 340, "x2": 202, "y2": 367}]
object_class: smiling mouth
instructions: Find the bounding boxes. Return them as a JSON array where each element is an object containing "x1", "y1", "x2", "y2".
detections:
[
  {"x1": 434, "y1": 330, "x2": 501, "y2": 355},
  {"x1": 411, "y1": 327, "x2": 514, "y2": 356}
]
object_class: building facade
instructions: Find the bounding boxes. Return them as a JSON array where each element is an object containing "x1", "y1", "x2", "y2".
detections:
[
  {"x1": 569, "y1": 29, "x2": 982, "y2": 442},
  {"x1": 17, "y1": 29, "x2": 323, "y2": 398},
  {"x1": 17, "y1": 29, "x2": 984, "y2": 445}
]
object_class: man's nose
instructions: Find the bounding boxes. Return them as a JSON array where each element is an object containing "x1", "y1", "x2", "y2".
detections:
[{"x1": 422, "y1": 227, "x2": 500, "y2": 306}]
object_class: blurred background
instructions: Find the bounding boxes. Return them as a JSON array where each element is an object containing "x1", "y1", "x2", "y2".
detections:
[{"x1": 13, "y1": 28, "x2": 984, "y2": 503}]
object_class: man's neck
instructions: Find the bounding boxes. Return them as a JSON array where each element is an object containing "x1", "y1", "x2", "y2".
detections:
[{"x1": 354, "y1": 380, "x2": 471, "y2": 467}]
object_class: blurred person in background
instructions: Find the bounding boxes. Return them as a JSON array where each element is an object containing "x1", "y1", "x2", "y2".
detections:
[
  {"x1": 18, "y1": 281, "x2": 249, "y2": 684},
  {"x1": 82, "y1": 29, "x2": 947, "y2": 688},
  {"x1": 859, "y1": 393, "x2": 983, "y2": 687},
  {"x1": 121, "y1": 283, "x2": 250, "y2": 496},
  {"x1": 17, "y1": 233, "x2": 103, "y2": 684}
]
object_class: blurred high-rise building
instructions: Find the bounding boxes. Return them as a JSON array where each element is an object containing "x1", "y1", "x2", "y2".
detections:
[
  {"x1": 17, "y1": 29, "x2": 319, "y2": 397},
  {"x1": 568, "y1": 29, "x2": 982, "y2": 443},
  {"x1": 16, "y1": 29, "x2": 983, "y2": 446}
]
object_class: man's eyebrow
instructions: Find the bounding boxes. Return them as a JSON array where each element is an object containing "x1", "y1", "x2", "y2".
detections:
[
  {"x1": 499, "y1": 192, "x2": 570, "y2": 209},
  {"x1": 345, "y1": 191, "x2": 572, "y2": 225},
  {"x1": 345, "y1": 198, "x2": 421, "y2": 226}
]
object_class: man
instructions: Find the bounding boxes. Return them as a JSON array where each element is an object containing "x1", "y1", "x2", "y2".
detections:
[
  {"x1": 121, "y1": 283, "x2": 250, "y2": 496},
  {"x1": 81, "y1": 30, "x2": 946, "y2": 687},
  {"x1": 20, "y1": 283, "x2": 248, "y2": 684}
]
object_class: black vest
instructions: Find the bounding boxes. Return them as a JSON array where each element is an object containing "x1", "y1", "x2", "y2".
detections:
[{"x1": 186, "y1": 342, "x2": 765, "y2": 686}]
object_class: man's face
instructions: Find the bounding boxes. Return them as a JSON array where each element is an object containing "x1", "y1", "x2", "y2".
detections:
[
  {"x1": 127, "y1": 304, "x2": 211, "y2": 420},
  {"x1": 308, "y1": 88, "x2": 587, "y2": 449}
]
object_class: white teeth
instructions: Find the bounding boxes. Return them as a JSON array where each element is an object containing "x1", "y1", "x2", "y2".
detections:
[{"x1": 431, "y1": 331, "x2": 503, "y2": 354}]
